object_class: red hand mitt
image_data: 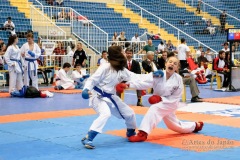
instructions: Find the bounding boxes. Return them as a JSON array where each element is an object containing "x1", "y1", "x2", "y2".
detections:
[
  {"x1": 148, "y1": 95, "x2": 162, "y2": 104},
  {"x1": 116, "y1": 83, "x2": 129, "y2": 94}
]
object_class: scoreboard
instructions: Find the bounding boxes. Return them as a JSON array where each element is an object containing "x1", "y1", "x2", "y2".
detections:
[{"x1": 227, "y1": 28, "x2": 240, "y2": 42}]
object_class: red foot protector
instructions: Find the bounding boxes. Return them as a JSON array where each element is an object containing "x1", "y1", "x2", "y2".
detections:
[
  {"x1": 195, "y1": 71, "x2": 207, "y2": 84},
  {"x1": 128, "y1": 130, "x2": 148, "y2": 142},
  {"x1": 193, "y1": 121, "x2": 204, "y2": 133}
]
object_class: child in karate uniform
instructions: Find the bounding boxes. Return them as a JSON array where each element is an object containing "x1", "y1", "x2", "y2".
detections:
[
  {"x1": 4, "y1": 35, "x2": 24, "y2": 93},
  {"x1": 54, "y1": 62, "x2": 75, "y2": 90},
  {"x1": 71, "y1": 63, "x2": 89, "y2": 89},
  {"x1": 20, "y1": 33, "x2": 41, "y2": 90},
  {"x1": 129, "y1": 55, "x2": 204, "y2": 142}
]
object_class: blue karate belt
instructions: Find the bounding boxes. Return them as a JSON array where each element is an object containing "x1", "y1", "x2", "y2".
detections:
[
  {"x1": 93, "y1": 86, "x2": 125, "y2": 119},
  {"x1": 10, "y1": 58, "x2": 24, "y2": 74},
  {"x1": 25, "y1": 58, "x2": 37, "y2": 80}
]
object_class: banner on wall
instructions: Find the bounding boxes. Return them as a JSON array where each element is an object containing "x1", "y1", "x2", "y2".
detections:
[
  {"x1": 42, "y1": 42, "x2": 56, "y2": 55},
  {"x1": 48, "y1": 29, "x2": 64, "y2": 37}
]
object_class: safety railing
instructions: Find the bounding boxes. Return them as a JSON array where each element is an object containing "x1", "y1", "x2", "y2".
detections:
[
  {"x1": 30, "y1": 5, "x2": 66, "y2": 39},
  {"x1": 33, "y1": 5, "x2": 109, "y2": 54},
  {"x1": 108, "y1": 41, "x2": 146, "y2": 54},
  {"x1": 186, "y1": 0, "x2": 240, "y2": 23}
]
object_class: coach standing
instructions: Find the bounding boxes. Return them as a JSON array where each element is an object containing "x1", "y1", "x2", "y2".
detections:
[{"x1": 72, "y1": 42, "x2": 87, "y2": 68}]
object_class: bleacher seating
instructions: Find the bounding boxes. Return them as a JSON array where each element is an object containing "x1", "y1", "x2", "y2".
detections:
[
  {"x1": 185, "y1": 0, "x2": 240, "y2": 27},
  {"x1": 29, "y1": 0, "x2": 145, "y2": 41},
  {"x1": 129, "y1": 0, "x2": 239, "y2": 51},
  {"x1": 200, "y1": 0, "x2": 240, "y2": 20},
  {"x1": 0, "y1": 1, "x2": 38, "y2": 47}
]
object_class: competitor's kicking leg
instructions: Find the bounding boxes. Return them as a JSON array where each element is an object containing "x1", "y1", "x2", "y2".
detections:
[
  {"x1": 163, "y1": 113, "x2": 204, "y2": 133},
  {"x1": 129, "y1": 103, "x2": 173, "y2": 142}
]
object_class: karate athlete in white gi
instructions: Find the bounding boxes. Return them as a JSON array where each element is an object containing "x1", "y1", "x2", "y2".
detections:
[
  {"x1": 55, "y1": 62, "x2": 75, "y2": 90},
  {"x1": 128, "y1": 55, "x2": 204, "y2": 142},
  {"x1": 4, "y1": 35, "x2": 24, "y2": 93},
  {"x1": 71, "y1": 63, "x2": 89, "y2": 89},
  {"x1": 20, "y1": 33, "x2": 41, "y2": 90},
  {"x1": 81, "y1": 46, "x2": 164, "y2": 149}
]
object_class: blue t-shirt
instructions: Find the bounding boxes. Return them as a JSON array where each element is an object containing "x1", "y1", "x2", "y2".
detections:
[{"x1": 97, "y1": 58, "x2": 102, "y2": 65}]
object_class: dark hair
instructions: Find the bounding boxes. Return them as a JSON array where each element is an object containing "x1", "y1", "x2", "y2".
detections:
[
  {"x1": 219, "y1": 50, "x2": 225, "y2": 55},
  {"x1": 63, "y1": 62, "x2": 71, "y2": 68},
  {"x1": 6, "y1": 35, "x2": 18, "y2": 49},
  {"x1": 125, "y1": 48, "x2": 133, "y2": 53},
  {"x1": 71, "y1": 44, "x2": 75, "y2": 50},
  {"x1": 26, "y1": 32, "x2": 34, "y2": 39},
  {"x1": 225, "y1": 51, "x2": 230, "y2": 61},
  {"x1": 7, "y1": 17, "x2": 11, "y2": 20},
  {"x1": 162, "y1": 51, "x2": 168, "y2": 55},
  {"x1": 102, "y1": 50, "x2": 107, "y2": 54},
  {"x1": 167, "y1": 52, "x2": 175, "y2": 58},
  {"x1": 224, "y1": 42, "x2": 228, "y2": 46},
  {"x1": 125, "y1": 42, "x2": 131, "y2": 48},
  {"x1": 181, "y1": 38, "x2": 185, "y2": 43},
  {"x1": 108, "y1": 46, "x2": 127, "y2": 71},
  {"x1": 75, "y1": 63, "x2": 81, "y2": 67}
]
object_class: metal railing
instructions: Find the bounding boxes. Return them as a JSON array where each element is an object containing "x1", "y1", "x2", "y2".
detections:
[
  {"x1": 124, "y1": 0, "x2": 218, "y2": 53},
  {"x1": 186, "y1": 0, "x2": 240, "y2": 23},
  {"x1": 108, "y1": 41, "x2": 146, "y2": 54},
  {"x1": 33, "y1": 5, "x2": 109, "y2": 54},
  {"x1": 30, "y1": 5, "x2": 66, "y2": 39}
]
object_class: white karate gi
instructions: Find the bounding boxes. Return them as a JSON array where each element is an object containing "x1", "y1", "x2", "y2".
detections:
[
  {"x1": 83, "y1": 63, "x2": 153, "y2": 133},
  {"x1": 20, "y1": 43, "x2": 41, "y2": 89},
  {"x1": 4, "y1": 45, "x2": 24, "y2": 92},
  {"x1": 99, "y1": 58, "x2": 108, "y2": 66},
  {"x1": 56, "y1": 68, "x2": 75, "y2": 89},
  {"x1": 71, "y1": 69, "x2": 87, "y2": 88},
  {"x1": 139, "y1": 70, "x2": 196, "y2": 134},
  {"x1": 71, "y1": 69, "x2": 87, "y2": 83}
]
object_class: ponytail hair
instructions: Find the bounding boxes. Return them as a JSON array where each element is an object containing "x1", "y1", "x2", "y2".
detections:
[
  {"x1": 108, "y1": 46, "x2": 127, "y2": 71},
  {"x1": 6, "y1": 35, "x2": 18, "y2": 50}
]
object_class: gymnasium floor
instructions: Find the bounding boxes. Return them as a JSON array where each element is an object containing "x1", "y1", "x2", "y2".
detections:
[{"x1": 0, "y1": 85, "x2": 240, "y2": 160}]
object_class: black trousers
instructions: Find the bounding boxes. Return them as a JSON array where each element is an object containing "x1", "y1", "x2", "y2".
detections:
[
  {"x1": 218, "y1": 71, "x2": 230, "y2": 87},
  {"x1": 180, "y1": 60, "x2": 188, "y2": 70}
]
